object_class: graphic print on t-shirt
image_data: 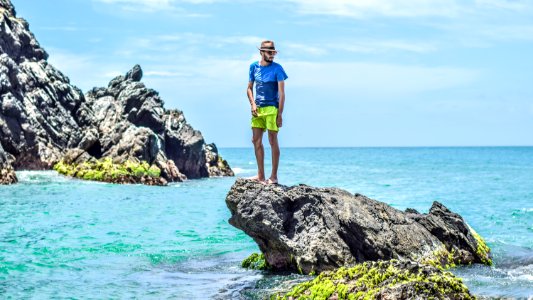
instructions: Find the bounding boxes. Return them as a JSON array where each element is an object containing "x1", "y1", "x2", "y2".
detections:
[{"x1": 249, "y1": 61, "x2": 288, "y2": 108}]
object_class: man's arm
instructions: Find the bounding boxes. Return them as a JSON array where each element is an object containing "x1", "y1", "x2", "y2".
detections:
[
  {"x1": 277, "y1": 80, "x2": 285, "y2": 127},
  {"x1": 247, "y1": 81, "x2": 257, "y2": 117}
]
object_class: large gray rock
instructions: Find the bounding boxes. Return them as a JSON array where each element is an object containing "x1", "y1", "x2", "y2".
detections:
[
  {"x1": 0, "y1": 0, "x2": 233, "y2": 183},
  {"x1": 226, "y1": 179, "x2": 491, "y2": 274}
]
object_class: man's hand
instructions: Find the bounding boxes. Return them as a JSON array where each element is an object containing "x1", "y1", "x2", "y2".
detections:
[
  {"x1": 276, "y1": 113, "x2": 283, "y2": 128},
  {"x1": 251, "y1": 105, "x2": 258, "y2": 117}
]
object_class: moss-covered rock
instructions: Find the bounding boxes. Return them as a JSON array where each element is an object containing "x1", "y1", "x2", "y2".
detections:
[
  {"x1": 242, "y1": 252, "x2": 270, "y2": 270},
  {"x1": 469, "y1": 226, "x2": 492, "y2": 266},
  {"x1": 272, "y1": 260, "x2": 474, "y2": 300},
  {"x1": 53, "y1": 157, "x2": 166, "y2": 186},
  {"x1": 420, "y1": 246, "x2": 458, "y2": 270}
]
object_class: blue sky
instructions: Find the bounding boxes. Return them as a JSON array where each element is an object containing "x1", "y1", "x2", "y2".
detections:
[{"x1": 12, "y1": 0, "x2": 533, "y2": 147}]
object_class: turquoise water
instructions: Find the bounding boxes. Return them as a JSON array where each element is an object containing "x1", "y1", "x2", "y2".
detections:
[{"x1": 1, "y1": 147, "x2": 532, "y2": 298}]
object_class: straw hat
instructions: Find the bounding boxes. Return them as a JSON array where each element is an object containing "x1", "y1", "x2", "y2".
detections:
[{"x1": 257, "y1": 41, "x2": 278, "y2": 53}]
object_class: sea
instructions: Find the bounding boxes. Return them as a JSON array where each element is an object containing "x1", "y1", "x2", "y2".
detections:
[{"x1": 1, "y1": 147, "x2": 532, "y2": 299}]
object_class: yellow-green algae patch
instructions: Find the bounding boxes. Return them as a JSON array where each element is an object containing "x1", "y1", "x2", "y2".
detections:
[
  {"x1": 242, "y1": 253, "x2": 270, "y2": 270},
  {"x1": 421, "y1": 247, "x2": 457, "y2": 270},
  {"x1": 54, "y1": 157, "x2": 164, "y2": 185},
  {"x1": 468, "y1": 226, "x2": 492, "y2": 266},
  {"x1": 272, "y1": 260, "x2": 474, "y2": 300}
]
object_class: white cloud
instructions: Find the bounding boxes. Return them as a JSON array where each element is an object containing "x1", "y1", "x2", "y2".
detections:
[
  {"x1": 474, "y1": 0, "x2": 532, "y2": 11},
  {"x1": 284, "y1": 61, "x2": 479, "y2": 97},
  {"x1": 92, "y1": 0, "x2": 230, "y2": 13},
  {"x1": 144, "y1": 70, "x2": 191, "y2": 77},
  {"x1": 478, "y1": 25, "x2": 533, "y2": 41},
  {"x1": 285, "y1": 43, "x2": 328, "y2": 56},
  {"x1": 103, "y1": 71, "x2": 124, "y2": 78},
  {"x1": 45, "y1": 48, "x2": 129, "y2": 90},
  {"x1": 285, "y1": 0, "x2": 533, "y2": 46},
  {"x1": 328, "y1": 40, "x2": 437, "y2": 54},
  {"x1": 40, "y1": 26, "x2": 82, "y2": 32},
  {"x1": 286, "y1": 0, "x2": 463, "y2": 18},
  {"x1": 110, "y1": 33, "x2": 265, "y2": 60},
  {"x1": 287, "y1": 0, "x2": 533, "y2": 19},
  {"x1": 91, "y1": 0, "x2": 215, "y2": 15},
  {"x1": 95, "y1": 0, "x2": 175, "y2": 12}
]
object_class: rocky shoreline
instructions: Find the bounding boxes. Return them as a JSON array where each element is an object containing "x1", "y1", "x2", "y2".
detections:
[
  {"x1": 0, "y1": 0, "x2": 233, "y2": 185},
  {"x1": 226, "y1": 179, "x2": 492, "y2": 299}
]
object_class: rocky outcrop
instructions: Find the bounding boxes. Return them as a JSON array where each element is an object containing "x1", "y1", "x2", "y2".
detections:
[
  {"x1": 83, "y1": 65, "x2": 233, "y2": 181},
  {"x1": 226, "y1": 179, "x2": 491, "y2": 274},
  {"x1": 0, "y1": 0, "x2": 233, "y2": 184},
  {"x1": 1, "y1": 1, "x2": 94, "y2": 170}
]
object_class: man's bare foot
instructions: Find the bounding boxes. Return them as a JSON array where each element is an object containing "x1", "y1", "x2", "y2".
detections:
[
  {"x1": 247, "y1": 175, "x2": 266, "y2": 183},
  {"x1": 267, "y1": 178, "x2": 278, "y2": 185}
]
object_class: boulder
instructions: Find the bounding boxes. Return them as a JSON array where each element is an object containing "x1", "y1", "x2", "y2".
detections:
[{"x1": 226, "y1": 179, "x2": 491, "y2": 274}]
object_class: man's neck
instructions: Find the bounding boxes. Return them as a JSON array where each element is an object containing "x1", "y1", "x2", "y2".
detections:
[{"x1": 260, "y1": 59, "x2": 272, "y2": 66}]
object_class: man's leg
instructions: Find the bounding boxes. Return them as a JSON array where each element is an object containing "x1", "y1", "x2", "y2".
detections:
[
  {"x1": 251, "y1": 127, "x2": 265, "y2": 181},
  {"x1": 267, "y1": 130, "x2": 280, "y2": 184}
]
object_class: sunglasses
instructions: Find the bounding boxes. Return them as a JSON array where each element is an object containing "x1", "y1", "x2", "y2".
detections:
[{"x1": 262, "y1": 50, "x2": 277, "y2": 55}]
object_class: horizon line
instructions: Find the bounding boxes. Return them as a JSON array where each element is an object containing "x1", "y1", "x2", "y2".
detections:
[{"x1": 218, "y1": 145, "x2": 533, "y2": 149}]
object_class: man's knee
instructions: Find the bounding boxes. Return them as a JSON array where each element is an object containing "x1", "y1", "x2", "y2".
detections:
[
  {"x1": 252, "y1": 136, "x2": 262, "y2": 147},
  {"x1": 268, "y1": 132, "x2": 278, "y2": 145}
]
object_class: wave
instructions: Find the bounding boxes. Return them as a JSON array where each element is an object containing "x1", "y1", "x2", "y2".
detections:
[
  {"x1": 15, "y1": 170, "x2": 72, "y2": 184},
  {"x1": 232, "y1": 168, "x2": 255, "y2": 175}
]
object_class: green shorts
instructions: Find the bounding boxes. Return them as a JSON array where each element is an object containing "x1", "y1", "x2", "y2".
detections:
[{"x1": 251, "y1": 106, "x2": 279, "y2": 132}]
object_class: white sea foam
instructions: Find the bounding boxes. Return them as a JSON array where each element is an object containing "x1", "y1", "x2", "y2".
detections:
[
  {"x1": 16, "y1": 170, "x2": 71, "y2": 183},
  {"x1": 232, "y1": 167, "x2": 254, "y2": 175},
  {"x1": 506, "y1": 264, "x2": 533, "y2": 282}
]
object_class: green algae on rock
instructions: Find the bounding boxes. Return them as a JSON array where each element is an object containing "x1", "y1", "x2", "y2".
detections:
[
  {"x1": 242, "y1": 253, "x2": 270, "y2": 270},
  {"x1": 272, "y1": 260, "x2": 474, "y2": 300},
  {"x1": 420, "y1": 246, "x2": 458, "y2": 270},
  {"x1": 54, "y1": 157, "x2": 166, "y2": 186},
  {"x1": 469, "y1": 226, "x2": 493, "y2": 266}
]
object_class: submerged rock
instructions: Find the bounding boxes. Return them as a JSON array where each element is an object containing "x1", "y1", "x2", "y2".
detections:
[
  {"x1": 226, "y1": 179, "x2": 491, "y2": 274},
  {"x1": 0, "y1": 0, "x2": 233, "y2": 184}
]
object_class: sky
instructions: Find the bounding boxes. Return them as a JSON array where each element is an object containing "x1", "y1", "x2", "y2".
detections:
[{"x1": 10, "y1": 0, "x2": 533, "y2": 147}]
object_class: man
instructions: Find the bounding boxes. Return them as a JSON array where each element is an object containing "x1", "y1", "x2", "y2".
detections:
[{"x1": 247, "y1": 40, "x2": 288, "y2": 184}]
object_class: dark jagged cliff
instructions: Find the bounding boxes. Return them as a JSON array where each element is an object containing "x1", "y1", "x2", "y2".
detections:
[{"x1": 0, "y1": 0, "x2": 233, "y2": 184}]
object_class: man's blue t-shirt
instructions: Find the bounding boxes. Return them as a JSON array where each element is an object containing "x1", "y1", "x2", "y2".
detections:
[{"x1": 249, "y1": 61, "x2": 288, "y2": 108}]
